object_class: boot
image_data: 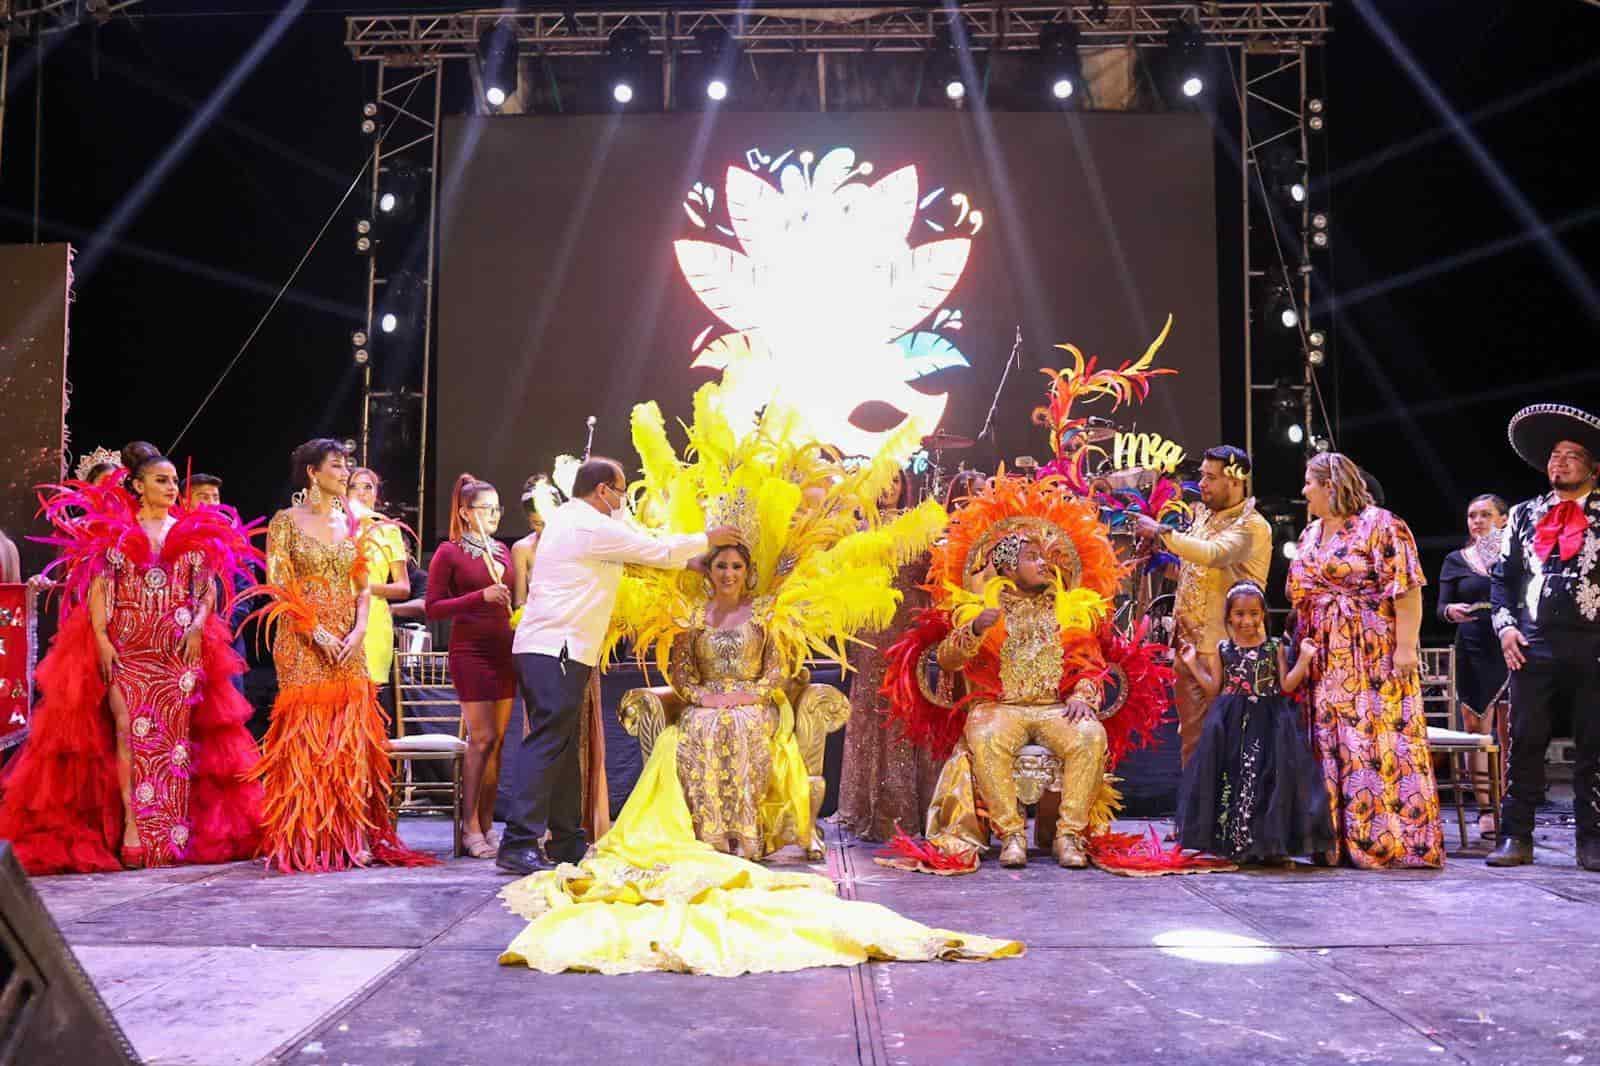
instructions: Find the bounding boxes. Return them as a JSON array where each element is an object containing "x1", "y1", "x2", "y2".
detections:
[
  {"x1": 1578, "y1": 838, "x2": 1600, "y2": 872},
  {"x1": 1053, "y1": 834, "x2": 1088, "y2": 869},
  {"x1": 998, "y1": 834, "x2": 1028, "y2": 868},
  {"x1": 1485, "y1": 837, "x2": 1534, "y2": 867}
]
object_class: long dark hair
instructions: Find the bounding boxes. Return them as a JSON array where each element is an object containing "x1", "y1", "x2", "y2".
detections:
[{"x1": 289, "y1": 438, "x2": 347, "y2": 491}]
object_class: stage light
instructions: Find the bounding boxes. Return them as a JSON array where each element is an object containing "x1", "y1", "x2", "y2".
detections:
[
  {"x1": 377, "y1": 270, "x2": 424, "y2": 338},
  {"x1": 1308, "y1": 330, "x2": 1326, "y2": 347},
  {"x1": 1290, "y1": 181, "x2": 1307, "y2": 203},
  {"x1": 362, "y1": 102, "x2": 378, "y2": 118},
  {"x1": 478, "y1": 21, "x2": 519, "y2": 109},
  {"x1": 1264, "y1": 283, "x2": 1299, "y2": 331},
  {"x1": 607, "y1": 26, "x2": 651, "y2": 108},
  {"x1": 353, "y1": 348, "x2": 370, "y2": 366},
  {"x1": 1286, "y1": 422, "x2": 1305, "y2": 445},
  {"x1": 360, "y1": 117, "x2": 379, "y2": 137},
  {"x1": 354, "y1": 219, "x2": 373, "y2": 256},
  {"x1": 1260, "y1": 143, "x2": 1307, "y2": 210},
  {"x1": 929, "y1": 17, "x2": 975, "y2": 107},
  {"x1": 1281, "y1": 540, "x2": 1298, "y2": 561},
  {"x1": 1307, "y1": 98, "x2": 1325, "y2": 114},
  {"x1": 1039, "y1": 20, "x2": 1083, "y2": 105},
  {"x1": 1311, "y1": 212, "x2": 1329, "y2": 230},
  {"x1": 378, "y1": 192, "x2": 396, "y2": 213},
  {"x1": 693, "y1": 28, "x2": 737, "y2": 106},
  {"x1": 945, "y1": 79, "x2": 966, "y2": 101},
  {"x1": 1166, "y1": 18, "x2": 1206, "y2": 101},
  {"x1": 1311, "y1": 436, "x2": 1331, "y2": 454},
  {"x1": 1308, "y1": 114, "x2": 1325, "y2": 132},
  {"x1": 1307, "y1": 348, "x2": 1326, "y2": 367},
  {"x1": 352, "y1": 330, "x2": 368, "y2": 348},
  {"x1": 1311, "y1": 230, "x2": 1330, "y2": 249}
]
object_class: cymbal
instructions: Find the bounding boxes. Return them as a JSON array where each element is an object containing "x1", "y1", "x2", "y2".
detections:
[
  {"x1": 1070, "y1": 424, "x2": 1119, "y2": 445},
  {"x1": 922, "y1": 430, "x2": 976, "y2": 451}
]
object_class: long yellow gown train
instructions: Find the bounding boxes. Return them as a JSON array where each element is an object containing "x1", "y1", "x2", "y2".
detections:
[{"x1": 499, "y1": 728, "x2": 1023, "y2": 976}]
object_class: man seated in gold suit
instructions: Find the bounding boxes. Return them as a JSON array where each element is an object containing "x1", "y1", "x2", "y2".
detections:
[{"x1": 936, "y1": 532, "x2": 1107, "y2": 868}]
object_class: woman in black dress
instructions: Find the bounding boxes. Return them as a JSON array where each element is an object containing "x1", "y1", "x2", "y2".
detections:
[{"x1": 1436, "y1": 493, "x2": 1509, "y2": 837}]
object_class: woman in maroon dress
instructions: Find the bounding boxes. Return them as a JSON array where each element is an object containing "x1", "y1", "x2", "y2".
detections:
[{"x1": 427, "y1": 474, "x2": 516, "y2": 858}]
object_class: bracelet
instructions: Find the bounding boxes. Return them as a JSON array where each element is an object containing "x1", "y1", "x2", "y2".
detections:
[{"x1": 312, "y1": 627, "x2": 340, "y2": 650}]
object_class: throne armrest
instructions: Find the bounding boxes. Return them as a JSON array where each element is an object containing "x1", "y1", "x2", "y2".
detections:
[
  {"x1": 619, "y1": 686, "x2": 684, "y2": 761},
  {"x1": 792, "y1": 680, "x2": 849, "y2": 778}
]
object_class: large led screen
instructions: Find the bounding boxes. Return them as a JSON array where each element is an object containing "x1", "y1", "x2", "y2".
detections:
[{"x1": 437, "y1": 110, "x2": 1219, "y2": 536}]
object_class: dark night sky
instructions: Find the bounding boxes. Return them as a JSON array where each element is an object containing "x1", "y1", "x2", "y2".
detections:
[{"x1": 2, "y1": 1, "x2": 1597, "y2": 638}]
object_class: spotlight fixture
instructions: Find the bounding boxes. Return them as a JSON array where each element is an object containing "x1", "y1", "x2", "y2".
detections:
[
  {"x1": 1308, "y1": 114, "x2": 1325, "y2": 132},
  {"x1": 375, "y1": 163, "x2": 422, "y2": 225},
  {"x1": 478, "y1": 21, "x2": 519, "y2": 109},
  {"x1": 1039, "y1": 20, "x2": 1083, "y2": 104},
  {"x1": 1311, "y1": 230, "x2": 1330, "y2": 249},
  {"x1": 1311, "y1": 436, "x2": 1331, "y2": 454},
  {"x1": 1286, "y1": 422, "x2": 1306, "y2": 445},
  {"x1": 930, "y1": 17, "x2": 976, "y2": 107},
  {"x1": 378, "y1": 271, "x2": 424, "y2": 337},
  {"x1": 354, "y1": 219, "x2": 374, "y2": 256},
  {"x1": 1307, "y1": 98, "x2": 1325, "y2": 114},
  {"x1": 352, "y1": 330, "x2": 368, "y2": 348},
  {"x1": 1260, "y1": 143, "x2": 1307, "y2": 209},
  {"x1": 360, "y1": 105, "x2": 380, "y2": 137},
  {"x1": 1311, "y1": 212, "x2": 1329, "y2": 230},
  {"x1": 1307, "y1": 330, "x2": 1326, "y2": 347},
  {"x1": 1306, "y1": 98, "x2": 1326, "y2": 131},
  {"x1": 694, "y1": 27, "x2": 737, "y2": 104},
  {"x1": 607, "y1": 26, "x2": 651, "y2": 108},
  {"x1": 1281, "y1": 539, "x2": 1299, "y2": 561},
  {"x1": 1264, "y1": 282, "x2": 1299, "y2": 330},
  {"x1": 1165, "y1": 18, "x2": 1206, "y2": 100},
  {"x1": 1307, "y1": 347, "x2": 1326, "y2": 367},
  {"x1": 353, "y1": 347, "x2": 370, "y2": 367}
]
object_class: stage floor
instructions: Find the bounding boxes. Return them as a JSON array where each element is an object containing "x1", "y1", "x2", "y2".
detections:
[{"x1": 30, "y1": 816, "x2": 1599, "y2": 1066}]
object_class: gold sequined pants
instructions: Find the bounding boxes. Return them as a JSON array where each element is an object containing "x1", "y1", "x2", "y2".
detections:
[
  {"x1": 964, "y1": 703, "x2": 1107, "y2": 841},
  {"x1": 1173, "y1": 650, "x2": 1214, "y2": 767}
]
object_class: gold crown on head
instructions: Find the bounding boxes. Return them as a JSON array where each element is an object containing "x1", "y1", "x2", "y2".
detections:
[
  {"x1": 74, "y1": 446, "x2": 119, "y2": 482},
  {"x1": 702, "y1": 487, "x2": 760, "y2": 553}
]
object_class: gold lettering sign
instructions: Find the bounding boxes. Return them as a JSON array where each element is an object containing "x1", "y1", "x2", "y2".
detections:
[{"x1": 1113, "y1": 432, "x2": 1186, "y2": 474}]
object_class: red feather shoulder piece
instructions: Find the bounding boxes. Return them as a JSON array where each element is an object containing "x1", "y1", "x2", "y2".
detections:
[
  {"x1": 33, "y1": 475, "x2": 146, "y2": 607},
  {"x1": 1095, "y1": 619, "x2": 1174, "y2": 768}
]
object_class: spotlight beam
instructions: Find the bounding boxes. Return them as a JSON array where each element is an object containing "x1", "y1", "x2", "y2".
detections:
[
  {"x1": 1350, "y1": 0, "x2": 1600, "y2": 322},
  {"x1": 74, "y1": 0, "x2": 311, "y2": 284}
]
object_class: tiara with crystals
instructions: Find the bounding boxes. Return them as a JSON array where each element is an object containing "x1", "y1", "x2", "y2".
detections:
[
  {"x1": 74, "y1": 446, "x2": 119, "y2": 483},
  {"x1": 702, "y1": 486, "x2": 760, "y2": 553}
]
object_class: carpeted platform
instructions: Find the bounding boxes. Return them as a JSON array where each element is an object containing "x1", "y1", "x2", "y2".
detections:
[{"x1": 28, "y1": 816, "x2": 1599, "y2": 1066}]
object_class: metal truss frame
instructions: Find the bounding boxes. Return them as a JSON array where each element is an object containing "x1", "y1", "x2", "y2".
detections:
[
  {"x1": 1240, "y1": 46, "x2": 1332, "y2": 463},
  {"x1": 342, "y1": 4, "x2": 1331, "y2": 529},
  {"x1": 345, "y1": 4, "x2": 1330, "y2": 61},
  {"x1": 358, "y1": 61, "x2": 443, "y2": 529}
]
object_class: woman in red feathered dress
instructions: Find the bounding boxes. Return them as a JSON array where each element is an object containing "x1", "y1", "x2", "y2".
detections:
[{"x1": 0, "y1": 443, "x2": 265, "y2": 873}]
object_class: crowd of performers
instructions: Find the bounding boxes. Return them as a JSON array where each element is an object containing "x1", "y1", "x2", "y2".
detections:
[{"x1": 1, "y1": 325, "x2": 1598, "y2": 976}]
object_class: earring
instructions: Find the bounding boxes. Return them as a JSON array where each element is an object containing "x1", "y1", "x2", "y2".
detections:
[
  {"x1": 702, "y1": 577, "x2": 715, "y2": 598},
  {"x1": 308, "y1": 481, "x2": 324, "y2": 507}
]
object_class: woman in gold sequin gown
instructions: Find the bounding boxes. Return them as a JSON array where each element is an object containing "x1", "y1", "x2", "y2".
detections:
[
  {"x1": 248, "y1": 440, "x2": 433, "y2": 873},
  {"x1": 668, "y1": 543, "x2": 810, "y2": 858}
]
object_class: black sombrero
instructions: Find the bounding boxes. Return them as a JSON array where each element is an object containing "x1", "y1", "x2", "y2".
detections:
[{"x1": 1508, "y1": 404, "x2": 1600, "y2": 471}]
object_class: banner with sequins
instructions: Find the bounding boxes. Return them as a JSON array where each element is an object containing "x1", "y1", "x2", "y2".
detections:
[{"x1": 0, "y1": 583, "x2": 34, "y2": 750}]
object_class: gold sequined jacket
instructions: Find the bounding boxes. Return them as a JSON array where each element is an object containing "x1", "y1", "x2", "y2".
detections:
[
  {"x1": 1167, "y1": 497, "x2": 1273, "y2": 651},
  {"x1": 935, "y1": 587, "x2": 1103, "y2": 708}
]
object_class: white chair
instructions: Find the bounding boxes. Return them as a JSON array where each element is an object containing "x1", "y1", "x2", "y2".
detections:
[{"x1": 1420, "y1": 646, "x2": 1503, "y2": 849}]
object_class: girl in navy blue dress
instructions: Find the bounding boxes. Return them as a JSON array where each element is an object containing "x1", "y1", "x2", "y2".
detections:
[{"x1": 1177, "y1": 581, "x2": 1332, "y2": 863}]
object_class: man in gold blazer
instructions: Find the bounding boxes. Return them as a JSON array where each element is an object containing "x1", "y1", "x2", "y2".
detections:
[{"x1": 1135, "y1": 446, "x2": 1273, "y2": 765}]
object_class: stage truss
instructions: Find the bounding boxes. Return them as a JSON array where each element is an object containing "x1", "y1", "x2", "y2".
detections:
[{"x1": 344, "y1": 4, "x2": 1332, "y2": 530}]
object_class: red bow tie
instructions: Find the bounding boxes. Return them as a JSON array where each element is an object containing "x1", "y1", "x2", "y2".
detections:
[{"x1": 1534, "y1": 500, "x2": 1589, "y2": 562}]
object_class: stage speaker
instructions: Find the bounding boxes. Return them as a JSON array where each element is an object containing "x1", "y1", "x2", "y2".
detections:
[{"x1": 0, "y1": 843, "x2": 140, "y2": 1065}]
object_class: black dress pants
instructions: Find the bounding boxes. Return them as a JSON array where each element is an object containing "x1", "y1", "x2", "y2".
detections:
[
  {"x1": 501, "y1": 650, "x2": 593, "y2": 856},
  {"x1": 1500, "y1": 626, "x2": 1600, "y2": 842}
]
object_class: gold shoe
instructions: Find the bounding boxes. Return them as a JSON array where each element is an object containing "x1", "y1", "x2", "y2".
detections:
[
  {"x1": 1053, "y1": 834, "x2": 1089, "y2": 869},
  {"x1": 998, "y1": 835, "x2": 1028, "y2": 868}
]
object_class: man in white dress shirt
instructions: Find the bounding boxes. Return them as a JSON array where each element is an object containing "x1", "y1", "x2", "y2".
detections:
[{"x1": 496, "y1": 457, "x2": 741, "y2": 874}]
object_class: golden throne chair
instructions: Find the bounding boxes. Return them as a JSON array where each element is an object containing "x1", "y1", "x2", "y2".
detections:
[{"x1": 617, "y1": 668, "x2": 850, "y2": 860}]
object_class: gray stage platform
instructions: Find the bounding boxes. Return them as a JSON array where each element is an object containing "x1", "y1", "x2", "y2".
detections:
[{"x1": 28, "y1": 816, "x2": 1598, "y2": 1066}]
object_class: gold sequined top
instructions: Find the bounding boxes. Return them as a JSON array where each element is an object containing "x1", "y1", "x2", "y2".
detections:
[
  {"x1": 937, "y1": 588, "x2": 1101, "y2": 708},
  {"x1": 668, "y1": 612, "x2": 787, "y2": 709},
  {"x1": 266, "y1": 509, "x2": 368, "y2": 687},
  {"x1": 1169, "y1": 497, "x2": 1273, "y2": 650}
]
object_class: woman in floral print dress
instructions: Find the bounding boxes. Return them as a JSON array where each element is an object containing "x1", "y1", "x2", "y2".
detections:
[{"x1": 1287, "y1": 452, "x2": 1445, "y2": 869}]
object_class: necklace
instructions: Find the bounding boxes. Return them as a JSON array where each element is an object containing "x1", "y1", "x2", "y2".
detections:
[{"x1": 458, "y1": 533, "x2": 494, "y2": 562}]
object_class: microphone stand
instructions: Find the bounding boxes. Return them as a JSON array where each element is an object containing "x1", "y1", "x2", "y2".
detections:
[
  {"x1": 977, "y1": 326, "x2": 1023, "y2": 459},
  {"x1": 583, "y1": 416, "x2": 597, "y2": 461}
]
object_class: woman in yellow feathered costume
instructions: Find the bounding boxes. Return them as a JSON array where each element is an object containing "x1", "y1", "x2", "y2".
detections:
[{"x1": 498, "y1": 384, "x2": 1022, "y2": 976}]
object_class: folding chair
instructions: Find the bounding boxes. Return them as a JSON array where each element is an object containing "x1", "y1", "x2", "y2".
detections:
[{"x1": 1421, "y1": 646, "x2": 1504, "y2": 849}]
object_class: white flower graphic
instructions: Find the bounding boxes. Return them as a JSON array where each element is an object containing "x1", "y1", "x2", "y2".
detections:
[{"x1": 675, "y1": 146, "x2": 981, "y2": 455}]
